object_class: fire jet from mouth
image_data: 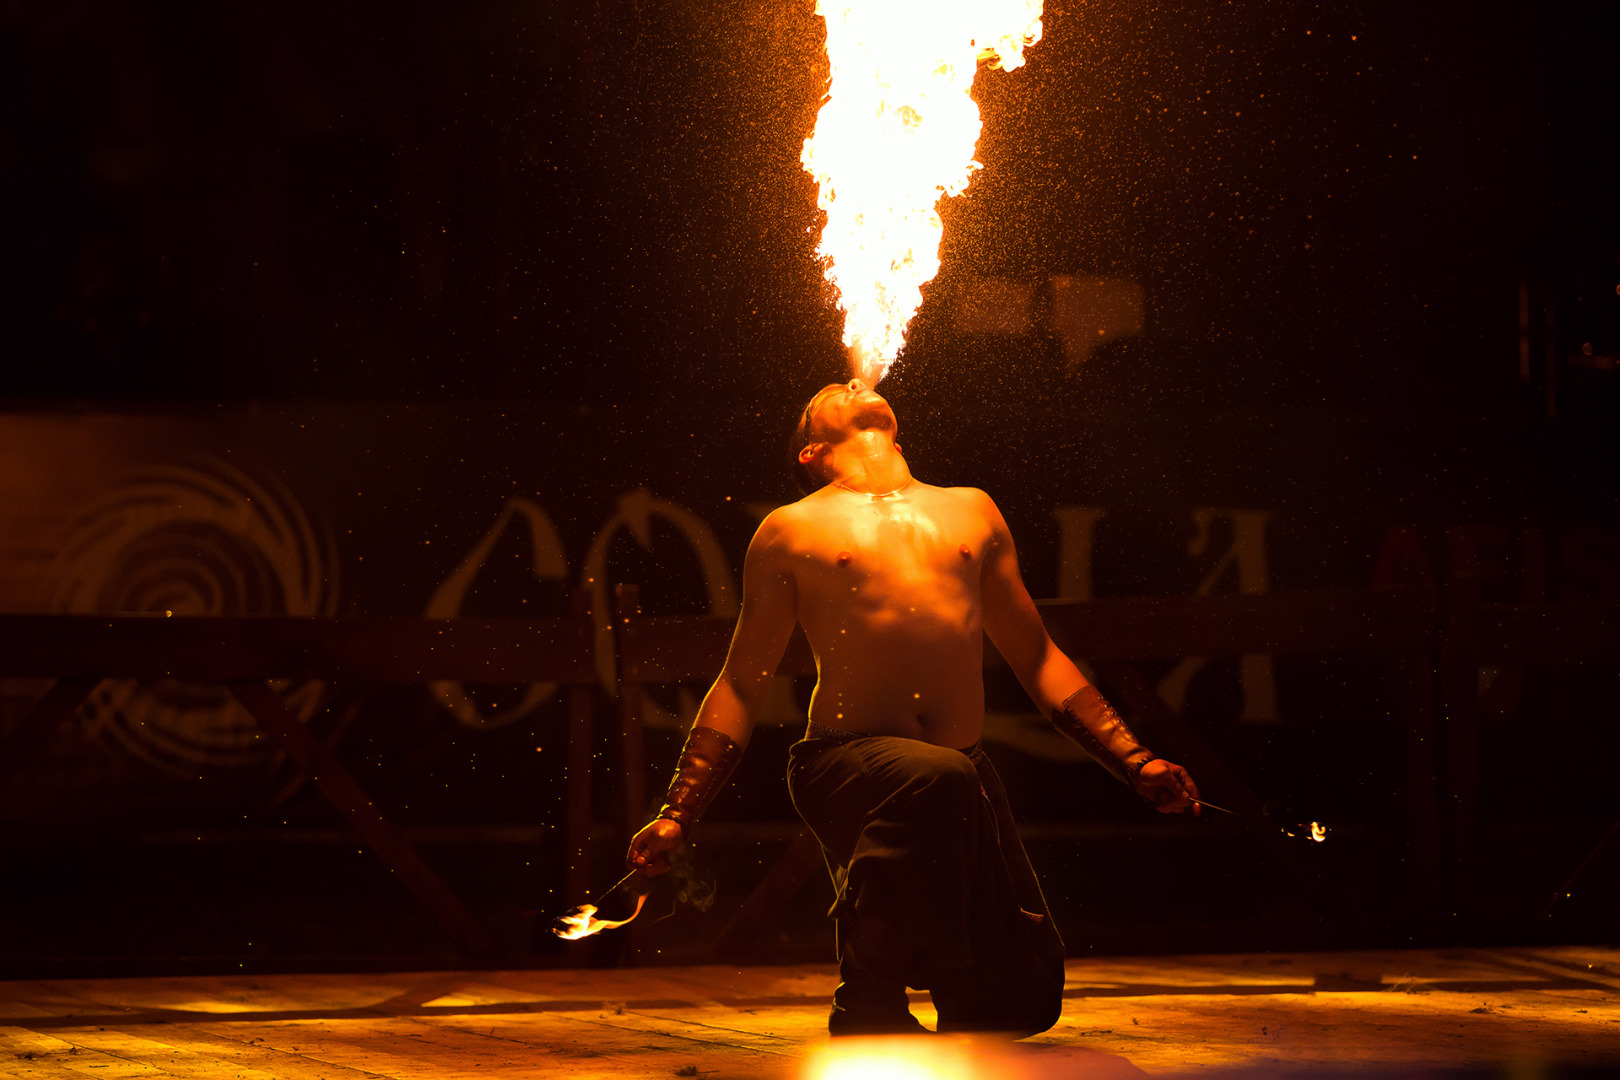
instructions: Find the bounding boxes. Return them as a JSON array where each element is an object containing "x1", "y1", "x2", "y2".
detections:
[{"x1": 801, "y1": 0, "x2": 1044, "y2": 384}]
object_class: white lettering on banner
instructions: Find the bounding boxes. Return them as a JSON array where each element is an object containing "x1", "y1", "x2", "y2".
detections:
[
  {"x1": 424, "y1": 498, "x2": 568, "y2": 729},
  {"x1": 1156, "y1": 508, "x2": 1281, "y2": 724},
  {"x1": 582, "y1": 489, "x2": 739, "y2": 714}
]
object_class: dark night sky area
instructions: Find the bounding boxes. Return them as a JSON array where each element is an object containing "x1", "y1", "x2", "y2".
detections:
[{"x1": 3, "y1": 0, "x2": 1614, "y2": 418}]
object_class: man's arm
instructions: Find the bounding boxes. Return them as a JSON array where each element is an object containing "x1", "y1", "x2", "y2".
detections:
[
  {"x1": 975, "y1": 490, "x2": 1089, "y2": 716},
  {"x1": 682, "y1": 514, "x2": 799, "y2": 747},
  {"x1": 974, "y1": 490, "x2": 1199, "y2": 813},
  {"x1": 626, "y1": 512, "x2": 800, "y2": 873}
]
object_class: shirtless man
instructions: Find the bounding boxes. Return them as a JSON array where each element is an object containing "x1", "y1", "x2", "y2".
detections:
[{"x1": 627, "y1": 377, "x2": 1200, "y2": 1036}]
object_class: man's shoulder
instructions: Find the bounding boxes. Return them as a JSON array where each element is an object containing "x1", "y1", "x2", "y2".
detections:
[
  {"x1": 928, "y1": 483, "x2": 996, "y2": 509},
  {"x1": 750, "y1": 493, "x2": 827, "y2": 545},
  {"x1": 922, "y1": 484, "x2": 1006, "y2": 530}
]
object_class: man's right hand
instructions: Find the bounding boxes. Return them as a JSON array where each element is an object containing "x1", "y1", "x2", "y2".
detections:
[
  {"x1": 626, "y1": 817, "x2": 683, "y2": 875},
  {"x1": 1133, "y1": 758, "x2": 1200, "y2": 814}
]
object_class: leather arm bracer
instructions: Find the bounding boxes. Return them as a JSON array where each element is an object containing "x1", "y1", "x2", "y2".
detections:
[
  {"x1": 655, "y1": 725, "x2": 743, "y2": 832},
  {"x1": 1051, "y1": 685, "x2": 1155, "y2": 787}
]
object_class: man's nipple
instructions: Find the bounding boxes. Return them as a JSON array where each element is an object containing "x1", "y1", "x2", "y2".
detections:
[
  {"x1": 959, "y1": 543, "x2": 972, "y2": 559},
  {"x1": 837, "y1": 550, "x2": 853, "y2": 566}
]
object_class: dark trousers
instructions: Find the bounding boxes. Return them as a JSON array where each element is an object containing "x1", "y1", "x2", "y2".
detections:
[{"x1": 786, "y1": 730, "x2": 1065, "y2": 1035}]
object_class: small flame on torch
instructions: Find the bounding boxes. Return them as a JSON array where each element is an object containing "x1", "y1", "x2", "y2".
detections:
[
  {"x1": 1196, "y1": 799, "x2": 1329, "y2": 843},
  {"x1": 1280, "y1": 820, "x2": 1329, "y2": 842},
  {"x1": 802, "y1": 0, "x2": 1044, "y2": 384},
  {"x1": 551, "y1": 893, "x2": 648, "y2": 941}
]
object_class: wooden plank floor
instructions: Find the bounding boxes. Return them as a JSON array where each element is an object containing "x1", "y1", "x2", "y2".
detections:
[{"x1": 1, "y1": 946, "x2": 1617, "y2": 1079}]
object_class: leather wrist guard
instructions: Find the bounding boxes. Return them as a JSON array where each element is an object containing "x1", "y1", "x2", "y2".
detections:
[
  {"x1": 655, "y1": 725, "x2": 742, "y2": 832},
  {"x1": 1052, "y1": 685, "x2": 1155, "y2": 786}
]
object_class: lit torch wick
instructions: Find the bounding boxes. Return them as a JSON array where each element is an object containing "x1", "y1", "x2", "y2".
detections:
[
  {"x1": 1194, "y1": 799, "x2": 1329, "y2": 843},
  {"x1": 550, "y1": 868, "x2": 654, "y2": 940},
  {"x1": 551, "y1": 893, "x2": 649, "y2": 941}
]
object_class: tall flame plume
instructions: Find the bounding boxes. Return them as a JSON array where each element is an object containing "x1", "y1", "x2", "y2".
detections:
[{"x1": 802, "y1": 0, "x2": 1044, "y2": 384}]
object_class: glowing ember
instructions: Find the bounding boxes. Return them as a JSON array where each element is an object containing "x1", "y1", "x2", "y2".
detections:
[
  {"x1": 802, "y1": 0, "x2": 1044, "y2": 383},
  {"x1": 1310, "y1": 821, "x2": 1328, "y2": 843},
  {"x1": 551, "y1": 893, "x2": 648, "y2": 940}
]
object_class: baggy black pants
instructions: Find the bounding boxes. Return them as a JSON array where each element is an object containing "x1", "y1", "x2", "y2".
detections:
[{"x1": 786, "y1": 729, "x2": 1066, "y2": 1035}]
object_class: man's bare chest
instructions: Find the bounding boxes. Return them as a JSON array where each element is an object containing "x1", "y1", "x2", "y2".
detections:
[{"x1": 793, "y1": 499, "x2": 991, "y2": 582}]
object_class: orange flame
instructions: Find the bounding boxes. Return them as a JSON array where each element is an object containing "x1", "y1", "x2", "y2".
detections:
[
  {"x1": 551, "y1": 893, "x2": 648, "y2": 941},
  {"x1": 802, "y1": 0, "x2": 1044, "y2": 384},
  {"x1": 1310, "y1": 821, "x2": 1328, "y2": 843}
]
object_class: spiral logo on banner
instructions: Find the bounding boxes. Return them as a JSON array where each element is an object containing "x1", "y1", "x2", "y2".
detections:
[{"x1": 48, "y1": 458, "x2": 337, "y2": 776}]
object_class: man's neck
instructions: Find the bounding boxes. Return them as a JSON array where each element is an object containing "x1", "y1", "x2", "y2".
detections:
[{"x1": 827, "y1": 432, "x2": 911, "y2": 495}]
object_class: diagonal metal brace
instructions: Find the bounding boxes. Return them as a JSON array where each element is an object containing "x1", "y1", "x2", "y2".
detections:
[
  {"x1": 227, "y1": 680, "x2": 492, "y2": 955},
  {"x1": 0, "y1": 678, "x2": 99, "y2": 785}
]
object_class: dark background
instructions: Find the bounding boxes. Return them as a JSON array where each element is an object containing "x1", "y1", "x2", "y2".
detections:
[
  {"x1": 0, "y1": 0, "x2": 1616, "y2": 973},
  {"x1": 6, "y1": 0, "x2": 1615, "y2": 416}
]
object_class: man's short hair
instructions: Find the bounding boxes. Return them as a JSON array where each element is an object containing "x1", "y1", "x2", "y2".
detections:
[{"x1": 787, "y1": 396, "x2": 825, "y2": 495}]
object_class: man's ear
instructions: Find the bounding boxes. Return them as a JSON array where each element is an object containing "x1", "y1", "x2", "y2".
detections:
[
  {"x1": 894, "y1": 443, "x2": 903, "y2": 456},
  {"x1": 797, "y1": 442, "x2": 822, "y2": 465}
]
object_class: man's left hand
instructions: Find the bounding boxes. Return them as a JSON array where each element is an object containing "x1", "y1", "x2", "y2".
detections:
[{"x1": 1133, "y1": 759, "x2": 1200, "y2": 814}]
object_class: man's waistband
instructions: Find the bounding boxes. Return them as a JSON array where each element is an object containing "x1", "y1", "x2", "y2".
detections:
[{"x1": 802, "y1": 720, "x2": 984, "y2": 765}]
